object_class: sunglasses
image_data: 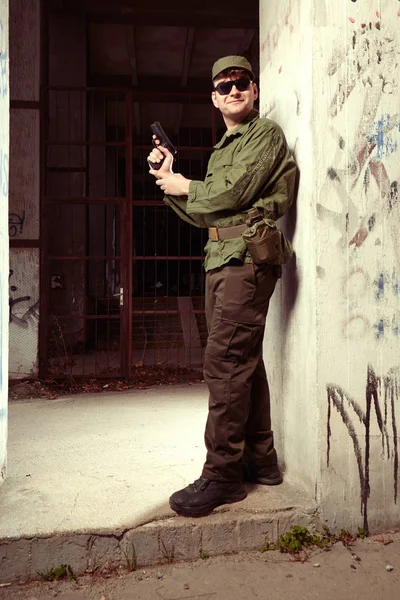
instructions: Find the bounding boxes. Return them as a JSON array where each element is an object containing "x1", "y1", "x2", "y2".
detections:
[{"x1": 214, "y1": 77, "x2": 252, "y2": 96}]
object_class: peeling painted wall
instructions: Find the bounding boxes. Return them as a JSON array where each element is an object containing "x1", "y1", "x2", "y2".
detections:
[
  {"x1": 9, "y1": 0, "x2": 41, "y2": 377},
  {"x1": 0, "y1": 0, "x2": 9, "y2": 485},
  {"x1": 260, "y1": 0, "x2": 400, "y2": 533}
]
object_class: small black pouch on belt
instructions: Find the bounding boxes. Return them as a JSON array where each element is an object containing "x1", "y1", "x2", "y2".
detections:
[{"x1": 242, "y1": 210, "x2": 293, "y2": 265}]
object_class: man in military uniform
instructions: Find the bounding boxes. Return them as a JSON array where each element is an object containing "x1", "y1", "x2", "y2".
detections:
[{"x1": 147, "y1": 56, "x2": 297, "y2": 517}]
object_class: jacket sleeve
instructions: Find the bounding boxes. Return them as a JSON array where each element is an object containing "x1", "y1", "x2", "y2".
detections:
[
  {"x1": 163, "y1": 194, "x2": 209, "y2": 228},
  {"x1": 186, "y1": 123, "x2": 296, "y2": 219}
]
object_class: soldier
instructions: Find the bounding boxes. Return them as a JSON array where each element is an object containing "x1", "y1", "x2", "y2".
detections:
[{"x1": 147, "y1": 55, "x2": 297, "y2": 517}]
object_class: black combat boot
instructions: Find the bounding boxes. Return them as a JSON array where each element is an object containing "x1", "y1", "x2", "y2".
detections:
[
  {"x1": 169, "y1": 476, "x2": 247, "y2": 517},
  {"x1": 243, "y1": 463, "x2": 283, "y2": 485}
]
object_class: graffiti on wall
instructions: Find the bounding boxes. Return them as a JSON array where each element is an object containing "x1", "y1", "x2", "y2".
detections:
[
  {"x1": 320, "y1": 20, "x2": 400, "y2": 247},
  {"x1": 327, "y1": 364, "x2": 399, "y2": 534},
  {"x1": 8, "y1": 211, "x2": 25, "y2": 237},
  {"x1": 0, "y1": 21, "x2": 7, "y2": 99},
  {"x1": 8, "y1": 264, "x2": 39, "y2": 378},
  {"x1": 9, "y1": 269, "x2": 39, "y2": 327},
  {"x1": 260, "y1": 0, "x2": 300, "y2": 68},
  {"x1": 317, "y1": 18, "x2": 400, "y2": 358},
  {"x1": 341, "y1": 267, "x2": 400, "y2": 341},
  {"x1": 322, "y1": 12, "x2": 400, "y2": 530}
]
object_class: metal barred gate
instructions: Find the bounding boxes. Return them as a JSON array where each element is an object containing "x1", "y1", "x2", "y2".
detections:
[{"x1": 40, "y1": 87, "x2": 216, "y2": 378}]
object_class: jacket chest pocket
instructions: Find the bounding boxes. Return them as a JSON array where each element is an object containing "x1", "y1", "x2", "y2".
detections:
[
  {"x1": 205, "y1": 161, "x2": 233, "y2": 184},
  {"x1": 210, "y1": 148, "x2": 234, "y2": 171}
]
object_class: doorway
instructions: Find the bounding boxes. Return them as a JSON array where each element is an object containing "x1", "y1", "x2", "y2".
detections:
[{"x1": 40, "y1": 0, "x2": 259, "y2": 378}]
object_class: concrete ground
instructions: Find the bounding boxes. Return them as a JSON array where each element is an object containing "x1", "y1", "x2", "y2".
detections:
[
  {"x1": 0, "y1": 383, "x2": 317, "y2": 582},
  {"x1": 0, "y1": 536, "x2": 399, "y2": 599}
]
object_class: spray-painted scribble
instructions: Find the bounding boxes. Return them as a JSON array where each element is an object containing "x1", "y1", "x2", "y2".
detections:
[
  {"x1": 260, "y1": 0, "x2": 300, "y2": 66},
  {"x1": 328, "y1": 23, "x2": 398, "y2": 119},
  {"x1": 370, "y1": 114, "x2": 400, "y2": 159},
  {"x1": 327, "y1": 364, "x2": 399, "y2": 534},
  {"x1": 319, "y1": 23, "x2": 400, "y2": 253},
  {"x1": 9, "y1": 269, "x2": 39, "y2": 327},
  {"x1": 317, "y1": 21, "x2": 400, "y2": 354},
  {"x1": 8, "y1": 211, "x2": 25, "y2": 237},
  {"x1": 372, "y1": 269, "x2": 400, "y2": 301},
  {"x1": 341, "y1": 267, "x2": 400, "y2": 341},
  {"x1": 0, "y1": 21, "x2": 7, "y2": 99}
]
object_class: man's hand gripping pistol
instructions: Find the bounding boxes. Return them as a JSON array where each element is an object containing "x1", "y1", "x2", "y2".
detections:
[{"x1": 148, "y1": 121, "x2": 178, "y2": 170}]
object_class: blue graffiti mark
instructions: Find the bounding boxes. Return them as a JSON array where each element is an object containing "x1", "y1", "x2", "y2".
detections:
[
  {"x1": 0, "y1": 22, "x2": 8, "y2": 99},
  {"x1": 0, "y1": 149, "x2": 8, "y2": 197},
  {"x1": 369, "y1": 114, "x2": 400, "y2": 159},
  {"x1": 0, "y1": 56, "x2": 7, "y2": 98},
  {"x1": 374, "y1": 273, "x2": 385, "y2": 300},
  {"x1": 392, "y1": 270, "x2": 399, "y2": 296},
  {"x1": 374, "y1": 319, "x2": 385, "y2": 339},
  {"x1": 392, "y1": 317, "x2": 399, "y2": 337}
]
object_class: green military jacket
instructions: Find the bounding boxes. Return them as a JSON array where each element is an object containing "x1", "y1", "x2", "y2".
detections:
[{"x1": 163, "y1": 109, "x2": 297, "y2": 271}]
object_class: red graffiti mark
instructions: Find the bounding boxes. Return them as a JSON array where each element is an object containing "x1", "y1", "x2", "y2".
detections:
[
  {"x1": 260, "y1": 31, "x2": 270, "y2": 56},
  {"x1": 376, "y1": 11, "x2": 381, "y2": 18},
  {"x1": 260, "y1": 0, "x2": 298, "y2": 63},
  {"x1": 349, "y1": 227, "x2": 368, "y2": 248},
  {"x1": 342, "y1": 315, "x2": 370, "y2": 340},
  {"x1": 398, "y1": 10, "x2": 400, "y2": 17},
  {"x1": 361, "y1": 23, "x2": 366, "y2": 28},
  {"x1": 342, "y1": 267, "x2": 370, "y2": 297},
  {"x1": 279, "y1": 66, "x2": 283, "y2": 74},
  {"x1": 349, "y1": 17, "x2": 355, "y2": 23},
  {"x1": 370, "y1": 159, "x2": 391, "y2": 194}
]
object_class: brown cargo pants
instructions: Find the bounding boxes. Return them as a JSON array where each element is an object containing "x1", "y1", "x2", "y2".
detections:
[{"x1": 201, "y1": 260, "x2": 280, "y2": 482}]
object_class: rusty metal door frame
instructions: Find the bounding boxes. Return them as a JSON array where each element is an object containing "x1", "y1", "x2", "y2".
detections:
[
  {"x1": 39, "y1": 86, "x2": 215, "y2": 378},
  {"x1": 39, "y1": 86, "x2": 132, "y2": 378}
]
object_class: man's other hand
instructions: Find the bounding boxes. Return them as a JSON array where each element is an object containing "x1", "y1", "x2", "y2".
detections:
[{"x1": 155, "y1": 172, "x2": 191, "y2": 196}]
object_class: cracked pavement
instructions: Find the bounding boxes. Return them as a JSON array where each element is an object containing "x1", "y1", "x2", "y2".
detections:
[{"x1": 0, "y1": 537, "x2": 399, "y2": 600}]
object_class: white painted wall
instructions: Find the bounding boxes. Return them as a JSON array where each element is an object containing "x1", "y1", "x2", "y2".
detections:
[
  {"x1": 261, "y1": 0, "x2": 400, "y2": 533},
  {"x1": 260, "y1": 0, "x2": 318, "y2": 495},
  {"x1": 8, "y1": 0, "x2": 40, "y2": 378},
  {"x1": 0, "y1": 0, "x2": 9, "y2": 484}
]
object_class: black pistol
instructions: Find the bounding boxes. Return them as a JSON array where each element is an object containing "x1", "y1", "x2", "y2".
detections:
[{"x1": 148, "y1": 121, "x2": 178, "y2": 170}]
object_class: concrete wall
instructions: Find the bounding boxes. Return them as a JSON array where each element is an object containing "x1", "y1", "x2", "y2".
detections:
[
  {"x1": 9, "y1": 0, "x2": 40, "y2": 378},
  {"x1": 260, "y1": 0, "x2": 317, "y2": 494},
  {"x1": 0, "y1": 0, "x2": 9, "y2": 484},
  {"x1": 261, "y1": 0, "x2": 400, "y2": 534}
]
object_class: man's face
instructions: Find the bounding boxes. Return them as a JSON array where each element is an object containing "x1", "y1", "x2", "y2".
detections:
[{"x1": 211, "y1": 71, "x2": 258, "y2": 127}]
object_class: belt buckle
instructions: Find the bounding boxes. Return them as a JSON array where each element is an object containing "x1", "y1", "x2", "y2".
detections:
[{"x1": 209, "y1": 227, "x2": 219, "y2": 242}]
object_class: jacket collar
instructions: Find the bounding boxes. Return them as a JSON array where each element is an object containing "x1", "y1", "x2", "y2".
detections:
[{"x1": 214, "y1": 109, "x2": 259, "y2": 149}]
